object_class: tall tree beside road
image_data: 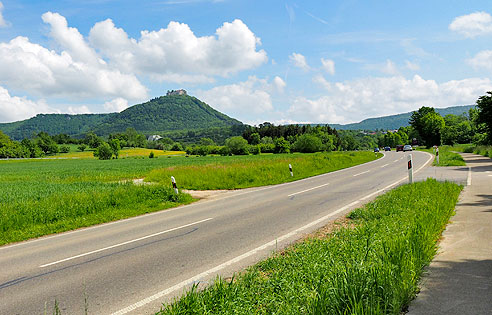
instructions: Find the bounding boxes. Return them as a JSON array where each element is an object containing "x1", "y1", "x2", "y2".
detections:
[
  {"x1": 476, "y1": 92, "x2": 492, "y2": 144},
  {"x1": 409, "y1": 106, "x2": 444, "y2": 147}
]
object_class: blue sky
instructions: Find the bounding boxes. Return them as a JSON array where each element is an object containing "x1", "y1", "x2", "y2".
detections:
[{"x1": 0, "y1": 0, "x2": 491, "y2": 125}]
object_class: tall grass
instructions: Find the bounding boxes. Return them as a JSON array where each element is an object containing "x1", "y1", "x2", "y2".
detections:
[
  {"x1": 419, "y1": 146, "x2": 465, "y2": 166},
  {"x1": 147, "y1": 152, "x2": 379, "y2": 190},
  {"x1": 157, "y1": 179, "x2": 462, "y2": 314},
  {"x1": 0, "y1": 152, "x2": 379, "y2": 245}
]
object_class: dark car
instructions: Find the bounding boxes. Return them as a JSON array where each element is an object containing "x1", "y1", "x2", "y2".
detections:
[
  {"x1": 396, "y1": 145, "x2": 404, "y2": 152},
  {"x1": 374, "y1": 147, "x2": 380, "y2": 152},
  {"x1": 384, "y1": 146, "x2": 391, "y2": 151}
]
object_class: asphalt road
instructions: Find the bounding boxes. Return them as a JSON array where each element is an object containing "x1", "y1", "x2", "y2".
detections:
[{"x1": 1, "y1": 151, "x2": 436, "y2": 315}]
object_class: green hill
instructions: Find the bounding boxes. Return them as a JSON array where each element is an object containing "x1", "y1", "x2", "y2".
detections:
[
  {"x1": 0, "y1": 95, "x2": 242, "y2": 140},
  {"x1": 92, "y1": 95, "x2": 241, "y2": 135},
  {"x1": 329, "y1": 105, "x2": 475, "y2": 130},
  {"x1": 0, "y1": 113, "x2": 114, "y2": 140}
]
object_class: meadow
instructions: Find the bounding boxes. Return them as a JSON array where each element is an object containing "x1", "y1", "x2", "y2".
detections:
[
  {"x1": 418, "y1": 145, "x2": 466, "y2": 166},
  {"x1": 157, "y1": 179, "x2": 462, "y2": 315},
  {"x1": 0, "y1": 151, "x2": 379, "y2": 245}
]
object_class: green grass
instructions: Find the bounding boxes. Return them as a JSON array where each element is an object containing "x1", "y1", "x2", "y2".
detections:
[
  {"x1": 146, "y1": 151, "x2": 380, "y2": 190},
  {"x1": 157, "y1": 179, "x2": 462, "y2": 315},
  {"x1": 419, "y1": 146, "x2": 466, "y2": 166},
  {"x1": 0, "y1": 151, "x2": 379, "y2": 245}
]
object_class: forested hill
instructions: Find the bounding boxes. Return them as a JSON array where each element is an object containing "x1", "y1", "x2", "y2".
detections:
[
  {"x1": 329, "y1": 105, "x2": 475, "y2": 130},
  {"x1": 0, "y1": 95, "x2": 243, "y2": 140},
  {"x1": 91, "y1": 95, "x2": 242, "y2": 135},
  {"x1": 0, "y1": 113, "x2": 114, "y2": 140}
]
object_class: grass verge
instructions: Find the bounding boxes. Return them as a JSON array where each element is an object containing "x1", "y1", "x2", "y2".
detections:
[
  {"x1": 147, "y1": 151, "x2": 380, "y2": 190},
  {"x1": 419, "y1": 146, "x2": 465, "y2": 166},
  {"x1": 157, "y1": 179, "x2": 462, "y2": 314}
]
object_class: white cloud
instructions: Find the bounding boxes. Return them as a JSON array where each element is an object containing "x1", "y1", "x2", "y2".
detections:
[
  {"x1": 405, "y1": 60, "x2": 420, "y2": 71},
  {"x1": 449, "y1": 11, "x2": 492, "y2": 38},
  {"x1": 381, "y1": 59, "x2": 399, "y2": 75},
  {"x1": 467, "y1": 50, "x2": 492, "y2": 71},
  {"x1": 289, "y1": 75, "x2": 491, "y2": 124},
  {"x1": 0, "y1": 17, "x2": 148, "y2": 101},
  {"x1": 103, "y1": 97, "x2": 129, "y2": 112},
  {"x1": 0, "y1": 2, "x2": 8, "y2": 28},
  {"x1": 0, "y1": 86, "x2": 59, "y2": 123},
  {"x1": 313, "y1": 74, "x2": 331, "y2": 90},
  {"x1": 321, "y1": 58, "x2": 335, "y2": 75},
  {"x1": 67, "y1": 105, "x2": 91, "y2": 114},
  {"x1": 196, "y1": 76, "x2": 279, "y2": 121},
  {"x1": 273, "y1": 76, "x2": 286, "y2": 92},
  {"x1": 289, "y1": 52, "x2": 310, "y2": 70},
  {"x1": 88, "y1": 18, "x2": 267, "y2": 81}
]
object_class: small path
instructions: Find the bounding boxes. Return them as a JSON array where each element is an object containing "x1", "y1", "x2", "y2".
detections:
[{"x1": 408, "y1": 153, "x2": 492, "y2": 314}]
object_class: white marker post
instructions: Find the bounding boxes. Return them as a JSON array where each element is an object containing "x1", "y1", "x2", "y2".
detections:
[
  {"x1": 171, "y1": 176, "x2": 178, "y2": 194},
  {"x1": 289, "y1": 164, "x2": 293, "y2": 177},
  {"x1": 407, "y1": 154, "x2": 413, "y2": 184},
  {"x1": 436, "y1": 147, "x2": 439, "y2": 164}
]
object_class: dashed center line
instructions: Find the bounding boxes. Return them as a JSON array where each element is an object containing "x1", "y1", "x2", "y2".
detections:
[
  {"x1": 39, "y1": 218, "x2": 213, "y2": 268},
  {"x1": 380, "y1": 163, "x2": 389, "y2": 168},
  {"x1": 288, "y1": 183, "x2": 330, "y2": 197},
  {"x1": 353, "y1": 170, "x2": 370, "y2": 177}
]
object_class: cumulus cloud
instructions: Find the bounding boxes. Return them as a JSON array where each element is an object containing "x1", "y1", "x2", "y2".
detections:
[
  {"x1": 289, "y1": 75, "x2": 491, "y2": 124},
  {"x1": 0, "y1": 2, "x2": 8, "y2": 27},
  {"x1": 103, "y1": 97, "x2": 129, "y2": 112},
  {"x1": 449, "y1": 11, "x2": 492, "y2": 38},
  {"x1": 321, "y1": 58, "x2": 335, "y2": 75},
  {"x1": 67, "y1": 105, "x2": 91, "y2": 114},
  {"x1": 0, "y1": 86, "x2": 59, "y2": 122},
  {"x1": 289, "y1": 53, "x2": 310, "y2": 70},
  {"x1": 405, "y1": 60, "x2": 420, "y2": 71},
  {"x1": 313, "y1": 74, "x2": 331, "y2": 90},
  {"x1": 381, "y1": 59, "x2": 399, "y2": 75},
  {"x1": 88, "y1": 18, "x2": 267, "y2": 81},
  {"x1": 196, "y1": 76, "x2": 283, "y2": 121},
  {"x1": 273, "y1": 76, "x2": 286, "y2": 92},
  {"x1": 467, "y1": 50, "x2": 492, "y2": 71},
  {"x1": 0, "y1": 16, "x2": 148, "y2": 101}
]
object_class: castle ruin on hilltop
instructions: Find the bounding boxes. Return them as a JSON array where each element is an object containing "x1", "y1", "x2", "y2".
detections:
[{"x1": 166, "y1": 89, "x2": 187, "y2": 96}]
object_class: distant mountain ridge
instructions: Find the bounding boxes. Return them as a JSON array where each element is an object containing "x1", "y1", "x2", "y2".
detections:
[
  {"x1": 0, "y1": 95, "x2": 242, "y2": 140},
  {"x1": 328, "y1": 105, "x2": 475, "y2": 130}
]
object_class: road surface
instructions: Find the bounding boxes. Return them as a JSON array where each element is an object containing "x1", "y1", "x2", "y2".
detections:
[{"x1": 1, "y1": 151, "x2": 437, "y2": 314}]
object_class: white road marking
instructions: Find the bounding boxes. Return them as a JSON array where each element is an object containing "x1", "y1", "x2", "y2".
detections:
[
  {"x1": 39, "y1": 218, "x2": 213, "y2": 268},
  {"x1": 353, "y1": 170, "x2": 370, "y2": 177},
  {"x1": 380, "y1": 163, "x2": 389, "y2": 168},
  {"x1": 112, "y1": 152, "x2": 435, "y2": 315},
  {"x1": 468, "y1": 166, "x2": 472, "y2": 186},
  {"x1": 287, "y1": 183, "x2": 330, "y2": 197}
]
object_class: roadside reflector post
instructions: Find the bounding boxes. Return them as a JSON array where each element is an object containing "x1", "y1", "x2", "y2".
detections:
[
  {"x1": 289, "y1": 164, "x2": 293, "y2": 177},
  {"x1": 407, "y1": 154, "x2": 413, "y2": 184},
  {"x1": 436, "y1": 147, "x2": 439, "y2": 164},
  {"x1": 171, "y1": 176, "x2": 178, "y2": 194}
]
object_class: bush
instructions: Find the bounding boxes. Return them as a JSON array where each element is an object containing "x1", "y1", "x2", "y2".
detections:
[
  {"x1": 78, "y1": 144, "x2": 87, "y2": 152},
  {"x1": 171, "y1": 143, "x2": 183, "y2": 151},
  {"x1": 259, "y1": 143, "x2": 275, "y2": 153},
  {"x1": 149, "y1": 151, "x2": 155, "y2": 158},
  {"x1": 293, "y1": 134, "x2": 323, "y2": 153},
  {"x1": 248, "y1": 145, "x2": 261, "y2": 155},
  {"x1": 59, "y1": 145, "x2": 70, "y2": 153},
  {"x1": 225, "y1": 136, "x2": 249, "y2": 155},
  {"x1": 274, "y1": 137, "x2": 290, "y2": 153},
  {"x1": 93, "y1": 143, "x2": 113, "y2": 160}
]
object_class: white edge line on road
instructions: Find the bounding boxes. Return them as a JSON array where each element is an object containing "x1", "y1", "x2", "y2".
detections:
[
  {"x1": 353, "y1": 170, "x2": 370, "y2": 177},
  {"x1": 112, "y1": 152, "x2": 434, "y2": 315},
  {"x1": 467, "y1": 166, "x2": 472, "y2": 186},
  {"x1": 287, "y1": 183, "x2": 330, "y2": 197},
  {"x1": 39, "y1": 218, "x2": 213, "y2": 268},
  {"x1": 1, "y1": 153, "x2": 389, "y2": 252}
]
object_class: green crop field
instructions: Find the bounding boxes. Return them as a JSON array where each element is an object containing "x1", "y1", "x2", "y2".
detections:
[
  {"x1": 157, "y1": 179, "x2": 462, "y2": 315},
  {"x1": 0, "y1": 151, "x2": 379, "y2": 245}
]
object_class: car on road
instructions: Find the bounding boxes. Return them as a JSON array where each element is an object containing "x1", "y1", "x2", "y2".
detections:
[
  {"x1": 384, "y1": 146, "x2": 391, "y2": 151},
  {"x1": 396, "y1": 145, "x2": 404, "y2": 152},
  {"x1": 403, "y1": 144, "x2": 413, "y2": 152},
  {"x1": 374, "y1": 147, "x2": 380, "y2": 152}
]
